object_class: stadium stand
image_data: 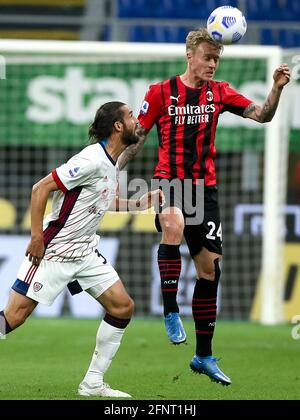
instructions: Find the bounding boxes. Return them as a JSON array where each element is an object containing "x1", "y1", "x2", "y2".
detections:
[
  {"x1": 246, "y1": 0, "x2": 300, "y2": 21},
  {"x1": 261, "y1": 28, "x2": 300, "y2": 47},
  {"x1": 0, "y1": 0, "x2": 298, "y2": 46},
  {"x1": 118, "y1": 0, "x2": 238, "y2": 19},
  {"x1": 127, "y1": 25, "x2": 189, "y2": 43},
  {"x1": 0, "y1": 0, "x2": 87, "y2": 40},
  {"x1": 117, "y1": 0, "x2": 300, "y2": 47}
]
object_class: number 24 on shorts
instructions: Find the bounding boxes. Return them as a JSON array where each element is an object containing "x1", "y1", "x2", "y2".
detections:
[{"x1": 206, "y1": 222, "x2": 222, "y2": 241}]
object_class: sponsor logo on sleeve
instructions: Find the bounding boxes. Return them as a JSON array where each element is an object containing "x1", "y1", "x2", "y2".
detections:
[
  {"x1": 69, "y1": 166, "x2": 80, "y2": 177},
  {"x1": 140, "y1": 100, "x2": 149, "y2": 115}
]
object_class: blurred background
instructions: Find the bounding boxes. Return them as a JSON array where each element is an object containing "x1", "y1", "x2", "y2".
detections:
[
  {"x1": 0, "y1": 0, "x2": 299, "y2": 322},
  {"x1": 0, "y1": 0, "x2": 299, "y2": 46}
]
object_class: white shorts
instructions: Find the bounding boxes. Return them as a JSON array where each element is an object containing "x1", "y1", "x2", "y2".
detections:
[{"x1": 12, "y1": 250, "x2": 119, "y2": 306}]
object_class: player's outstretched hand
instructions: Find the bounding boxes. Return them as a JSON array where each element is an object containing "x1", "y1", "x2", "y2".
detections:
[
  {"x1": 138, "y1": 189, "x2": 165, "y2": 210},
  {"x1": 26, "y1": 236, "x2": 45, "y2": 266},
  {"x1": 273, "y1": 64, "x2": 291, "y2": 88}
]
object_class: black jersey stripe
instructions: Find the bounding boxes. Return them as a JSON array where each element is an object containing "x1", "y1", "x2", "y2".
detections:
[
  {"x1": 182, "y1": 85, "x2": 202, "y2": 179},
  {"x1": 157, "y1": 82, "x2": 165, "y2": 148},
  {"x1": 199, "y1": 83, "x2": 213, "y2": 180},
  {"x1": 169, "y1": 76, "x2": 179, "y2": 178},
  {"x1": 160, "y1": 81, "x2": 166, "y2": 109},
  {"x1": 218, "y1": 82, "x2": 223, "y2": 104}
]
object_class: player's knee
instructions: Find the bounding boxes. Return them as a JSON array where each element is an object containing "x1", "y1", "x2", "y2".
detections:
[
  {"x1": 112, "y1": 296, "x2": 134, "y2": 319},
  {"x1": 199, "y1": 258, "x2": 221, "y2": 282},
  {"x1": 214, "y1": 258, "x2": 221, "y2": 282},
  {"x1": 198, "y1": 260, "x2": 215, "y2": 279},
  {"x1": 127, "y1": 297, "x2": 135, "y2": 317},
  {"x1": 162, "y1": 221, "x2": 184, "y2": 243},
  {"x1": 122, "y1": 296, "x2": 134, "y2": 317}
]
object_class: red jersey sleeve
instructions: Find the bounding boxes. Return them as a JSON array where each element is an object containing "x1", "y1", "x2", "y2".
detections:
[
  {"x1": 220, "y1": 82, "x2": 253, "y2": 117},
  {"x1": 138, "y1": 83, "x2": 163, "y2": 130}
]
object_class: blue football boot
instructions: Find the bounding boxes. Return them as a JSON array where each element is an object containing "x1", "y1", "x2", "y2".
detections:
[
  {"x1": 190, "y1": 355, "x2": 231, "y2": 386},
  {"x1": 164, "y1": 312, "x2": 186, "y2": 344}
]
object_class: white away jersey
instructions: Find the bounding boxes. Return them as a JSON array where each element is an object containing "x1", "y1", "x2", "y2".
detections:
[{"x1": 43, "y1": 142, "x2": 118, "y2": 262}]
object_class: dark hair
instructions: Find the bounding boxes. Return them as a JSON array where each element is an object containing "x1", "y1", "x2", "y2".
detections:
[{"x1": 88, "y1": 101, "x2": 126, "y2": 144}]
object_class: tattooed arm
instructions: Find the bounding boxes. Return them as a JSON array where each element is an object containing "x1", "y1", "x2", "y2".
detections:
[
  {"x1": 243, "y1": 63, "x2": 291, "y2": 123},
  {"x1": 118, "y1": 124, "x2": 150, "y2": 170}
]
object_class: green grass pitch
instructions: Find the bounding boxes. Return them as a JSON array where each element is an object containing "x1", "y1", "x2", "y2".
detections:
[{"x1": 0, "y1": 318, "x2": 299, "y2": 400}]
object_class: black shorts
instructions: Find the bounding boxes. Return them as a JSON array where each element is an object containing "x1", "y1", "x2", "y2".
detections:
[{"x1": 155, "y1": 183, "x2": 222, "y2": 257}]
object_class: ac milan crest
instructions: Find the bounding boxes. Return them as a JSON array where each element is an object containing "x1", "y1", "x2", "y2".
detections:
[{"x1": 206, "y1": 91, "x2": 214, "y2": 102}]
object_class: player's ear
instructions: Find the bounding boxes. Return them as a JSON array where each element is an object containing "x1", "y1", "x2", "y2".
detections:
[
  {"x1": 186, "y1": 51, "x2": 193, "y2": 62},
  {"x1": 114, "y1": 121, "x2": 123, "y2": 132}
]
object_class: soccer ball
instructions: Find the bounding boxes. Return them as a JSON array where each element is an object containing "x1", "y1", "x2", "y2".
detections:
[{"x1": 207, "y1": 6, "x2": 247, "y2": 45}]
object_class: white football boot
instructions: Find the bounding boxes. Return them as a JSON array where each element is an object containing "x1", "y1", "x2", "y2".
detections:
[{"x1": 78, "y1": 381, "x2": 132, "y2": 398}]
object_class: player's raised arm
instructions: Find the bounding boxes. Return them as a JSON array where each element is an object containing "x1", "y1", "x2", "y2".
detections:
[
  {"x1": 243, "y1": 63, "x2": 291, "y2": 123},
  {"x1": 26, "y1": 173, "x2": 59, "y2": 266},
  {"x1": 117, "y1": 124, "x2": 149, "y2": 170}
]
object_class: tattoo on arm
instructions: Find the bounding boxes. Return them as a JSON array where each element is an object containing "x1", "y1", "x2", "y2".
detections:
[
  {"x1": 260, "y1": 98, "x2": 277, "y2": 122},
  {"x1": 136, "y1": 125, "x2": 149, "y2": 142},
  {"x1": 117, "y1": 125, "x2": 149, "y2": 170},
  {"x1": 243, "y1": 86, "x2": 282, "y2": 123},
  {"x1": 243, "y1": 103, "x2": 257, "y2": 118}
]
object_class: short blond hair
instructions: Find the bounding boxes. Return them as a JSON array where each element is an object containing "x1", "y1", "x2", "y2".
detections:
[{"x1": 186, "y1": 28, "x2": 223, "y2": 54}]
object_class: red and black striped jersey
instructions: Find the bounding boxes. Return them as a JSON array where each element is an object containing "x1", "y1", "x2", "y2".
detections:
[{"x1": 138, "y1": 75, "x2": 253, "y2": 186}]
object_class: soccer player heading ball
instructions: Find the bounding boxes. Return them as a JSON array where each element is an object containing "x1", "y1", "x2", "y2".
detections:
[{"x1": 118, "y1": 28, "x2": 290, "y2": 386}]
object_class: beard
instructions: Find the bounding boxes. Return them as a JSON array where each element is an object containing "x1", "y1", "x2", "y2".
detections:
[{"x1": 122, "y1": 126, "x2": 139, "y2": 146}]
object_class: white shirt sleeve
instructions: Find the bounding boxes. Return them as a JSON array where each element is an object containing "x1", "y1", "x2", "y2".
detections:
[{"x1": 54, "y1": 152, "x2": 97, "y2": 192}]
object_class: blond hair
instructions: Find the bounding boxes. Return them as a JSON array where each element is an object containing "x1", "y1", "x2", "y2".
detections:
[{"x1": 186, "y1": 28, "x2": 223, "y2": 54}]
